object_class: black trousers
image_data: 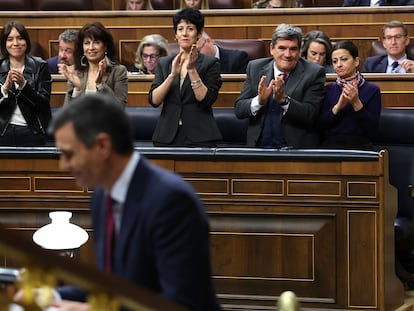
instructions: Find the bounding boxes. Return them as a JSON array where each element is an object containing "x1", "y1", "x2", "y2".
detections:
[{"x1": 0, "y1": 124, "x2": 46, "y2": 146}]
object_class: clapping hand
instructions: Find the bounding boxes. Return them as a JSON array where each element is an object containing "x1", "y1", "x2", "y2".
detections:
[{"x1": 59, "y1": 64, "x2": 81, "y2": 91}]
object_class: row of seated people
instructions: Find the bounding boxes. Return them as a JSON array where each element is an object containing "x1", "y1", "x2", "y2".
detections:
[
  {"x1": 1, "y1": 0, "x2": 411, "y2": 11},
  {"x1": 41, "y1": 17, "x2": 412, "y2": 75},
  {"x1": 2, "y1": 9, "x2": 412, "y2": 148}
]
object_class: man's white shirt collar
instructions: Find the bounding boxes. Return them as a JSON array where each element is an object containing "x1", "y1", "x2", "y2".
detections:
[{"x1": 110, "y1": 151, "x2": 140, "y2": 205}]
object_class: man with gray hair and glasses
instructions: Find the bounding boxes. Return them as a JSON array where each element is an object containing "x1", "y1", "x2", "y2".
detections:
[
  {"x1": 235, "y1": 23, "x2": 325, "y2": 149},
  {"x1": 362, "y1": 20, "x2": 414, "y2": 73}
]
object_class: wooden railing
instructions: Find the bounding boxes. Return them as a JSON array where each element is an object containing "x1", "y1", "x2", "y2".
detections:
[
  {"x1": 1, "y1": 6, "x2": 413, "y2": 67},
  {"x1": 51, "y1": 73, "x2": 414, "y2": 109}
]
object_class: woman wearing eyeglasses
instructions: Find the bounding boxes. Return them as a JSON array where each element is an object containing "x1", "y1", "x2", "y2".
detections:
[
  {"x1": 148, "y1": 8, "x2": 222, "y2": 147},
  {"x1": 129, "y1": 34, "x2": 169, "y2": 75}
]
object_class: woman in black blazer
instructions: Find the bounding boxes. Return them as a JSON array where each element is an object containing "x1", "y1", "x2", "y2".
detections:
[{"x1": 148, "y1": 8, "x2": 222, "y2": 147}]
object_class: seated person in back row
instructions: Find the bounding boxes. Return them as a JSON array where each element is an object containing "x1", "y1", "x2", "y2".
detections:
[
  {"x1": 129, "y1": 34, "x2": 169, "y2": 74},
  {"x1": 252, "y1": 0, "x2": 287, "y2": 7},
  {"x1": 363, "y1": 20, "x2": 414, "y2": 73},
  {"x1": 196, "y1": 32, "x2": 249, "y2": 74},
  {"x1": 47, "y1": 29, "x2": 78, "y2": 74},
  {"x1": 234, "y1": 23, "x2": 326, "y2": 149}
]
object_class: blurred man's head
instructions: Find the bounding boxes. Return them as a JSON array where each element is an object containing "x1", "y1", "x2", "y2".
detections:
[{"x1": 50, "y1": 94, "x2": 133, "y2": 189}]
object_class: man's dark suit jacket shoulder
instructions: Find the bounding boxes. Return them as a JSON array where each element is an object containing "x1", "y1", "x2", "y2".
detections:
[
  {"x1": 234, "y1": 57, "x2": 326, "y2": 148},
  {"x1": 217, "y1": 46, "x2": 249, "y2": 74},
  {"x1": 47, "y1": 55, "x2": 59, "y2": 74},
  {"x1": 92, "y1": 156, "x2": 221, "y2": 311},
  {"x1": 362, "y1": 54, "x2": 414, "y2": 72}
]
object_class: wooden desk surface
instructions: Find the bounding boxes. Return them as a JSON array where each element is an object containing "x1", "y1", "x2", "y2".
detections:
[{"x1": 51, "y1": 73, "x2": 414, "y2": 109}]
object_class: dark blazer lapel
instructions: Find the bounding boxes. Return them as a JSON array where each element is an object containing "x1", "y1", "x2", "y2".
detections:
[
  {"x1": 92, "y1": 188, "x2": 106, "y2": 270},
  {"x1": 285, "y1": 59, "x2": 304, "y2": 96},
  {"x1": 164, "y1": 53, "x2": 181, "y2": 102},
  {"x1": 180, "y1": 54, "x2": 205, "y2": 96},
  {"x1": 378, "y1": 56, "x2": 388, "y2": 72},
  {"x1": 262, "y1": 60, "x2": 274, "y2": 86}
]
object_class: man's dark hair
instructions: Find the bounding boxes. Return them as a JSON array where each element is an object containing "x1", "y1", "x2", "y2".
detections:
[
  {"x1": 49, "y1": 94, "x2": 134, "y2": 155},
  {"x1": 173, "y1": 8, "x2": 204, "y2": 34}
]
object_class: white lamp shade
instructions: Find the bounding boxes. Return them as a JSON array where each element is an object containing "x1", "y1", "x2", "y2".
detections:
[{"x1": 33, "y1": 211, "x2": 89, "y2": 250}]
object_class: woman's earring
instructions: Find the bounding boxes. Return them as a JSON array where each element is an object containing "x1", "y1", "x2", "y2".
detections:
[{"x1": 80, "y1": 55, "x2": 87, "y2": 67}]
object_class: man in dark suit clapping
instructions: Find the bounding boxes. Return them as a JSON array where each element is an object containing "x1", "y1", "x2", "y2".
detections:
[{"x1": 234, "y1": 23, "x2": 326, "y2": 149}]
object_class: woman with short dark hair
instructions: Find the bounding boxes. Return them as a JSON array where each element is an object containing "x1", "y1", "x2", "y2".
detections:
[{"x1": 148, "y1": 8, "x2": 222, "y2": 147}]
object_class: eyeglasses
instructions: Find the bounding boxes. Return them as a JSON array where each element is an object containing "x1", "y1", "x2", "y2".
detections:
[
  {"x1": 383, "y1": 34, "x2": 407, "y2": 41},
  {"x1": 142, "y1": 53, "x2": 159, "y2": 60}
]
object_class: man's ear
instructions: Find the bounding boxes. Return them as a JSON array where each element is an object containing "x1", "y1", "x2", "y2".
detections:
[{"x1": 94, "y1": 132, "x2": 112, "y2": 159}]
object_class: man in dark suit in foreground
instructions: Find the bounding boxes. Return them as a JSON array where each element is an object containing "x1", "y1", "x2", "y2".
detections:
[
  {"x1": 362, "y1": 20, "x2": 414, "y2": 73},
  {"x1": 197, "y1": 31, "x2": 249, "y2": 74},
  {"x1": 48, "y1": 94, "x2": 221, "y2": 311},
  {"x1": 234, "y1": 23, "x2": 326, "y2": 148}
]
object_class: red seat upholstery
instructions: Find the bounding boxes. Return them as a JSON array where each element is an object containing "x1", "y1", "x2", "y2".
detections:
[
  {"x1": 35, "y1": 0, "x2": 92, "y2": 10},
  {"x1": 0, "y1": 0, "x2": 32, "y2": 10},
  {"x1": 209, "y1": 0, "x2": 244, "y2": 9},
  {"x1": 215, "y1": 39, "x2": 267, "y2": 60},
  {"x1": 369, "y1": 40, "x2": 414, "y2": 57},
  {"x1": 151, "y1": 0, "x2": 174, "y2": 9}
]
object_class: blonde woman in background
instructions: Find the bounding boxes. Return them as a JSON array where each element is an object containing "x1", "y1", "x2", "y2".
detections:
[
  {"x1": 126, "y1": 0, "x2": 153, "y2": 10},
  {"x1": 252, "y1": 0, "x2": 285, "y2": 8},
  {"x1": 180, "y1": 0, "x2": 209, "y2": 9},
  {"x1": 130, "y1": 34, "x2": 169, "y2": 74}
]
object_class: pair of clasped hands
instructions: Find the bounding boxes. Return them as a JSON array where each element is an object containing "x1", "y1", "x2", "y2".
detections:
[
  {"x1": 58, "y1": 57, "x2": 107, "y2": 90},
  {"x1": 334, "y1": 80, "x2": 363, "y2": 114},
  {"x1": 258, "y1": 74, "x2": 286, "y2": 105},
  {"x1": 171, "y1": 44, "x2": 198, "y2": 74},
  {"x1": 3, "y1": 68, "x2": 25, "y2": 94}
]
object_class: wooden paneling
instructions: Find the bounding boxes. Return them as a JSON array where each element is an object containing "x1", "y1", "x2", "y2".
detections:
[
  {"x1": 1, "y1": 7, "x2": 414, "y2": 67},
  {"x1": 51, "y1": 73, "x2": 414, "y2": 109},
  {"x1": 0, "y1": 148, "x2": 405, "y2": 310}
]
